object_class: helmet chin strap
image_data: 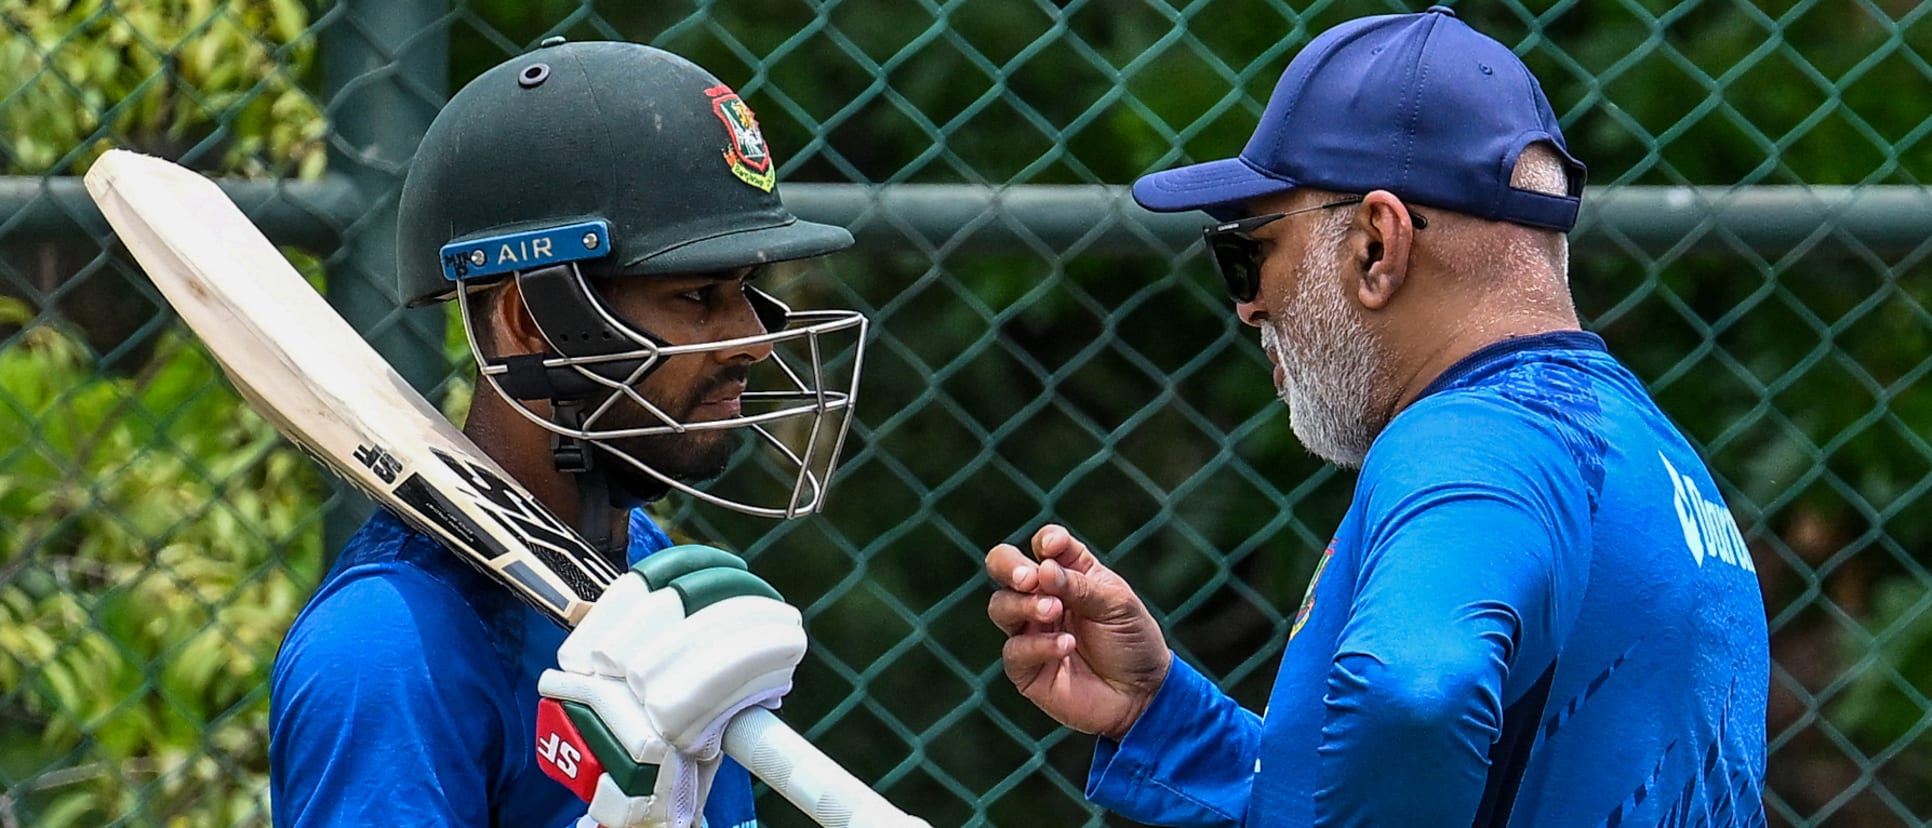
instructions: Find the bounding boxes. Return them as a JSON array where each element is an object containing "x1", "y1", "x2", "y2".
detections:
[{"x1": 548, "y1": 398, "x2": 630, "y2": 559}]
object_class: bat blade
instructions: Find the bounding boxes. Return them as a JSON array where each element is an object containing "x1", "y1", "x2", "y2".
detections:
[
  {"x1": 84, "y1": 149, "x2": 924, "y2": 828},
  {"x1": 86, "y1": 155, "x2": 618, "y2": 626}
]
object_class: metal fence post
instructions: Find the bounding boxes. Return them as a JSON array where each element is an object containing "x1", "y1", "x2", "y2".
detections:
[{"x1": 319, "y1": 0, "x2": 450, "y2": 559}]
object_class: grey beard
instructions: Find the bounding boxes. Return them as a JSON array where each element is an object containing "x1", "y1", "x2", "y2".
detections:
[{"x1": 1263, "y1": 245, "x2": 1392, "y2": 469}]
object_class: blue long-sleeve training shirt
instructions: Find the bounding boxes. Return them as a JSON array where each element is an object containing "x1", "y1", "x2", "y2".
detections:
[
  {"x1": 270, "y1": 508, "x2": 760, "y2": 827},
  {"x1": 1088, "y1": 331, "x2": 1769, "y2": 827}
]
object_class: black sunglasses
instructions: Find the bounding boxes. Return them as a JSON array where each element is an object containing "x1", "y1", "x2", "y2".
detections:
[{"x1": 1202, "y1": 197, "x2": 1429, "y2": 304}]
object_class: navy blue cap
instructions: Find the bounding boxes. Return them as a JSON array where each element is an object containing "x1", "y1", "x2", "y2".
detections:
[{"x1": 1132, "y1": 6, "x2": 1585, "y2": 229}]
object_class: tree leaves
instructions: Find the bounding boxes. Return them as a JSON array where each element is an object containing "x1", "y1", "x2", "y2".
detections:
[{"x1": 0, "y1": 315, "x2": 320, "y2": 825}]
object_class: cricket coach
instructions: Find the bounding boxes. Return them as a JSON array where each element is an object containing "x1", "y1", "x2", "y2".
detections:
[{"x1": 985, "y1": 7, "x2": 1769, "y2": 826}]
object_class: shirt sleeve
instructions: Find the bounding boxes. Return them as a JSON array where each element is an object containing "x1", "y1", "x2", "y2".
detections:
[
  {"x1": 1087, "y1": 656, "x2": 1262, "y2": 827},
  {"x1": 626, "y1": 507, "x2": 676, "y2": 563},
  {"x1": 270, "y1": 566, "x2": 515, "y2": 826},
  {"x1": 1314, "y1": 395, "x2": 1591, "y2": 827}
]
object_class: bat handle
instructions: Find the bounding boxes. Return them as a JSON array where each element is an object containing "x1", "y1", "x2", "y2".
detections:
[{"x1": 723, "y1": 707, "x2": 931, "y2": 828}]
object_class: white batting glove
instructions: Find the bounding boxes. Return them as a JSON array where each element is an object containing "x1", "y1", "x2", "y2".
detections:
[
  {"x1": 536, "y1": 545, "x2": 806, "y2": 828},
  {"x1": 541, "y1": 669, "x2": 723, "y2": 828}
]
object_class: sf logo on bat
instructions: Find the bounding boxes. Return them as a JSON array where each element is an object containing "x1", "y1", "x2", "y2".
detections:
[
  {"x1": 288, "y1": 437, "x2": 390, "y2": 505},
  {"x1": 353, "y1": 443, "x2": 403, "y2": 484}
]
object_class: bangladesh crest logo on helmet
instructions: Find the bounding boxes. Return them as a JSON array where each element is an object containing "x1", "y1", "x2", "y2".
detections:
[{"x1": 706, "y1": 84, "x2": 774, "y2": 192}]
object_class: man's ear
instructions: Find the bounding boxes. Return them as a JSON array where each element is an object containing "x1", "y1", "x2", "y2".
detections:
[
  {"x1": 488, "y1": 277, "x2": 550, "y2": 356},
  {"x1": 1350, "y1": 189, "x2": 1417, "y2": 311}
]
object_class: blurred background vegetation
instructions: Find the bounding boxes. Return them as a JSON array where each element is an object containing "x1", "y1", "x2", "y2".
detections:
[{"x1": 2, "y1": 0, "x2": 1929, "y2": 825}]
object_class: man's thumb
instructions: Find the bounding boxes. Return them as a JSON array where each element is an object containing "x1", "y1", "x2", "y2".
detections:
[{"x1": 1041, "y1": 561, "x2": 1118, "y2": 617}]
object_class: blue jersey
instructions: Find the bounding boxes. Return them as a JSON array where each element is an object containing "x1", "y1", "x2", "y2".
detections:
[
  {"x1": 1088, "y1": 331, "x2": 1768, "y2": 827},
  {"x1": 270, "y1": 508, "x2": 760, "y2": 827}
]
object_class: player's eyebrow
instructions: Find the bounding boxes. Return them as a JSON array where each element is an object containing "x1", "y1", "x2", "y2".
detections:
[
  {"x1": 661, "y1": 267, "x2": 757, "y2": 285},
  {"x1": 596, "y1": 268, "x2": 750, "y2": 296}
]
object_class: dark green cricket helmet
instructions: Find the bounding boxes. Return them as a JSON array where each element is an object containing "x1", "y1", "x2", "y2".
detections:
[{"x1": 397, "y1": 39, "x2": 852, "y2": 306}]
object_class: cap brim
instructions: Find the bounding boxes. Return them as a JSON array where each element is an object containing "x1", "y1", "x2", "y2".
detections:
[
  {"x1": 628, "y1": 218, "x2": 855, "y2": 274},
  {"x1": 1132, "y1": 157, "x2": 1298, "y2": 219}
]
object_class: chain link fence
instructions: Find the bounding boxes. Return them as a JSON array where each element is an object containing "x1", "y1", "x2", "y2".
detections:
[{"x1": 3, "y1": 0, "x2": 1929, "y2": 825}]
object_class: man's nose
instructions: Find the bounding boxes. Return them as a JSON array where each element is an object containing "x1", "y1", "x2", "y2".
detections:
[
  {"x1": 1235, "y1": 298, "x2": 1266, "y2": 328},
  {"x1": 714, "y1": 294, "x2": 775, "y2": 364}
]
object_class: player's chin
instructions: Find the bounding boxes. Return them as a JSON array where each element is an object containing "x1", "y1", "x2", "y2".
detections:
[
  {"x1": 683, "y1": 429, "x2": 740, "y2": 479},
  {"x1": 617, "y1": 428, "x2": 740, "y2": 484}
]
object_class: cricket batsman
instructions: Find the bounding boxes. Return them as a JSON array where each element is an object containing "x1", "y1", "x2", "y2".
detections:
[{"x1": 270, "y1": 40, "x2": 864, "y2": 828}]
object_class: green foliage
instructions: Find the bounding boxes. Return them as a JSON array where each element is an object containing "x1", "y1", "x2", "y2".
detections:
[
  {"x1": 1, "y1": 2, "x2": 328, "y2": 817},
  {"x1": 0, "y1": 297, "x2": 323, "y2": 826},
  {"x1": 0, "y1": 0, "x2": 322, "y2": 176}
]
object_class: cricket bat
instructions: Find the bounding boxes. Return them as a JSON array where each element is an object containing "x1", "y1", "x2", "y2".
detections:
[{"x1": 84, "y1": 149, "x2": 926, "y2": 828}]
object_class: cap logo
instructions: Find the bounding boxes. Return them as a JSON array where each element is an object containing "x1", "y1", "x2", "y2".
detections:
[{"x1": 706, "y1": 84, "x2": 774, "y2": 192}]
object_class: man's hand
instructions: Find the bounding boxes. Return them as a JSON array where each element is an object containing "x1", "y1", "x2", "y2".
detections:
[
  {"x1": 537, "y1": 546, "x2": 806, "y2": 828},
  {"x1": 985, "y1": 524, "x2": 1171, "y2": 741}
]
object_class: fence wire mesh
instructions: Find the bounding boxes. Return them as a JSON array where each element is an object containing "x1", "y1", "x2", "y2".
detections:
[{"x1": 2, "y1": 1, "x2": 1930, "y2": 826}]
